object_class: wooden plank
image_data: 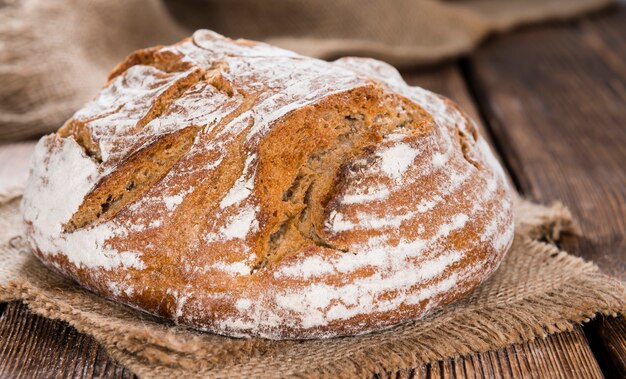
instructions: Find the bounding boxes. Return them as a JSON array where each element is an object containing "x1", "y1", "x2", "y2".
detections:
[
  {"x1": 0, "y1": 302, "x2": 135, "y2": 379},
  {"x1": 379, "y1": 326, "x2": 603, "y2": 378},
  {"x1": 434, "y1": 328, "x2": 602, "y2": 379},
  {"x1": 464, "y1": 6, "x2": 626, "y2": 377},
  {"x1": 588, "y1": 315, "x2": 626, "y2": 379}
]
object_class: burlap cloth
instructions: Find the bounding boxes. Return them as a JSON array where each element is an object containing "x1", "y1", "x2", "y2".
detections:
[
  {"x1": 0, "y1": 193, "x2": 624, "y2": 378},
  {"x1": 0, "y1": 0, "x2": 616, "y2": 141}
]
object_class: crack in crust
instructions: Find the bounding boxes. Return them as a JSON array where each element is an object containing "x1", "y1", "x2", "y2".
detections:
[
  {"x1": 63, "y1": 126, "x2": 199, "y2": 232},
  {"x1": 107, "y1": 44, "x2": 194, "y2": 81},
  {"x1": 134, "y1": 68, "x2": 207, "y2": 130},
  {"x1": 251, "y1": 90, "x2": 431, "y2": 271},
  {"x1": 59, "y1": 45, "x2": 235, "y2": 163},
  {"x1": 58, "y1": 51, "x2": 243, "y2": 232},
  {"x1": 58, "y1": 118, "x2": 104, "y2": 162}
]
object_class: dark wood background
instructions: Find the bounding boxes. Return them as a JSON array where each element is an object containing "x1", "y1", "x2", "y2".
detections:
[{"x1": 0, "y1": 5, "x2": 624, "y2": 378}]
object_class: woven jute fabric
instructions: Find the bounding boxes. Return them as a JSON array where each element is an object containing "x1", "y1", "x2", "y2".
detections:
[
  {"x1": 0, "y1": 0, "x2": 614, "y2": 141},
  {"x1": 0, "y1": 195, "x2": 624, "y2": 378}
]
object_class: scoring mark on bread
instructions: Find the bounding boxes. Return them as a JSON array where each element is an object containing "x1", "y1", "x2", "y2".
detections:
[
  {"x1": 135, "y1": 68, "x2": 207, "y2": 130},
  {"x1": 251, "y1": 90, "x2": 432, "y2": 272},
  {"x1": 63, "y1": 126, "x2": 199, "y2": 233},
  {"x1": 57, "y1": 54, "x2": 243, "y2": 233},
  {"x1": 58, "y1": 119, "x2": 104, "y2": 162},
  {"x1": 136, "y1": 65, "x2": 236, "y2": 131},
  {"x1": 107, "y1": 44, "x2": 194, "y2": 81},
  {"x1": 60, "y1": 47, "x2": 235, "y2": 163},
  {"x1": 456, "y1": 127, "x2": 480, "y2": 169}
]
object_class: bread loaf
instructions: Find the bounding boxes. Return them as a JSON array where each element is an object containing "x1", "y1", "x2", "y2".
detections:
[{"x1": 22, "y1": 30, "x2": 514, "y2": 339}]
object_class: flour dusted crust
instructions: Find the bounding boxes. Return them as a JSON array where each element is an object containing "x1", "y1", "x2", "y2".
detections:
[{"x1": 22, "y1": 30, "x2": 514, "y2": 339}]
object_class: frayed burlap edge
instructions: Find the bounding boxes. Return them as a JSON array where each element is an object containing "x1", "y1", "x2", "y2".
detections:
[{"x1": 0, "y1": 195, "x2": 624, "y2": 378}]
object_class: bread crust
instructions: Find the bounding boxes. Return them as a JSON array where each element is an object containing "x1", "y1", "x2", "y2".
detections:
[{"x1": 22, "y1": 30, "x2": 514, "y2": 339}]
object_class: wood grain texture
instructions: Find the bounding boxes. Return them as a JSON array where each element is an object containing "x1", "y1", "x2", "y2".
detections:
[
  {"x1": 378, "y1": 327, "x2": 603, "y2": 378},
  {"x1": 465, "y1": 5, "x2": 626, "y2": 378},
  {"x1": 0, "y1": 302, "x2": 135, "y2": 379},
  {"x1": 588, "y1": 315, "x2": 626, "y2": 378}
]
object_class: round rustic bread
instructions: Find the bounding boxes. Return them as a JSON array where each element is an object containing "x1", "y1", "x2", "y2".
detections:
[{"x1": 22, "y1": 30, "x2": 514, "y2": 339}]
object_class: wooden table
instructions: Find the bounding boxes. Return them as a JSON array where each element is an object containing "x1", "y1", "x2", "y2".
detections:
[{"x1": 1, "y1": 6, "x2": 625, "y2": 378}]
